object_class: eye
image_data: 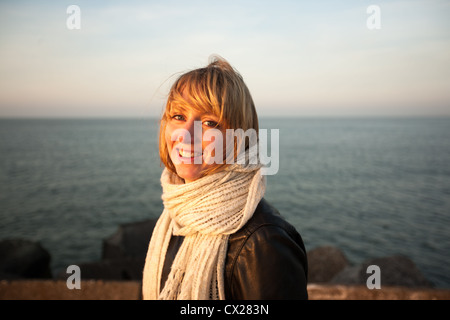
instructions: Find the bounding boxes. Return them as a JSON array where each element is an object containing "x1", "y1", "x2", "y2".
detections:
[
  {"x1": 171, "y1": 114, "x2": 185, "y2": 121},
  {"x1": 203, "y1": 120, "x2": 219, "y2": 128}
]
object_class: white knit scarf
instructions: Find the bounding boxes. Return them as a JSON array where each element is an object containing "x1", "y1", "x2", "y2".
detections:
[{"x1": 142, "y1": 148, "x2": 266, "y2": 300}]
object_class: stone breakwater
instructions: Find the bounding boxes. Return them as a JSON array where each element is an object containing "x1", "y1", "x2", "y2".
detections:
[
  {"x1": 2, "y1": 280, "x2": 450, "y2": 300},
  {"x1": 1, "y1": 218, "x2": 449, "y2": 300}
]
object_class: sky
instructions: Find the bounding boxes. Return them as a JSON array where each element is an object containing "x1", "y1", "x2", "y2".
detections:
[{"x1": 0, "y1": 0, "x2": 449, "y2": 118}]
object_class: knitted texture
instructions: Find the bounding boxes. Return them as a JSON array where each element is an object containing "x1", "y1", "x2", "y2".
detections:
[{"x1": 142, "y1": 146, "x2": 266, "y2": 300}]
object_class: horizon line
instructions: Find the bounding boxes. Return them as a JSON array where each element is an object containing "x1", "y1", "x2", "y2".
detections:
[{"x1": 1, "y1": 115, "x2": 450, "y2": 120}]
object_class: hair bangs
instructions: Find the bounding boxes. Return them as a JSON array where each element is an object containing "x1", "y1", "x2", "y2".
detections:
[{"x1": 166, "y1": 70, "x2": 226, "y2": 127}]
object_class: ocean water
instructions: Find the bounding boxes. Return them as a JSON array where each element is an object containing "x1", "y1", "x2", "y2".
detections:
[{"x1": 0, "y1": 117, "x2": 449, "y2": 288}]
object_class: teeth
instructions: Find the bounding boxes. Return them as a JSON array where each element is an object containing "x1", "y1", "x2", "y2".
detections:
[{"x1": 179, "y1": 149, "x2": 202, "y2": 158}]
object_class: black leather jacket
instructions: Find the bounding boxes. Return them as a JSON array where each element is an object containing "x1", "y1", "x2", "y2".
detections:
[{"x1": 160, "y1": 198, "x2": 308, "y2": 300}]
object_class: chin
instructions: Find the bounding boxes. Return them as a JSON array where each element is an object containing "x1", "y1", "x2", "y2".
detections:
[{"x1": 175, "y1": 167, "x2": 203, "y2": 183}]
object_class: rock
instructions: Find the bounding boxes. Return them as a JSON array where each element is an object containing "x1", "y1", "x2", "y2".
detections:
[
  {"x1": 330, "y1": 265, "x2": 362, "y2": 285},
  {"x1": 331, "y1": 254, "x2": 434, "y2": 288},
  {"x1": 0, "y1": 238, "x2": 52, "y2": 279},
  {"x1": 59, "y1": 218, "x2": 158, "y2": 281},
  {"x1": 307, "y1": 246, "x2": 349, "y2": 283},
  {"x1": 72, "y1": 258, "x2": 146, "y2": 281},
  {"x1": 102, "y1": 219, "x2": 157, "y2": 260},
  {"x1": 361, "y1": 255, "x2": 433, "y2": 288}
]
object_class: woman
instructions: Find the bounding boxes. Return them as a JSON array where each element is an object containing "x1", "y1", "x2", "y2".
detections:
[{"x1": 142, "y1": 56, "x2": 308, "y2": 300}]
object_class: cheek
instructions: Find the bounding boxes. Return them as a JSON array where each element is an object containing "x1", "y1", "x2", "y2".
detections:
[
  {"x1": 202, "y1": 130, "x2": 227, "y2": 159},
  {"x1": 165, "y1": 122, "x2": 176, "y2": 146},
  {"x1": 165, "y1": 125, "x2": 176, "y2": 157}
]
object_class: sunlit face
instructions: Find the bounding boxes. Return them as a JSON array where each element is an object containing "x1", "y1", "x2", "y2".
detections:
[{"x1": 165, "y1": 100, "x2": 226, "y2": 183}]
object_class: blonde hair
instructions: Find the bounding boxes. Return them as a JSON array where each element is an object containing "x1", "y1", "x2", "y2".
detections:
[{"x1": 159, "y1": 55, "x2": 259, "y2": 175}]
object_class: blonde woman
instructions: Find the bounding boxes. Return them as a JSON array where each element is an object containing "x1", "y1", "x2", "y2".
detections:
[{"x1": 142, "y1": 56, "x2": 308, "y2": 300}]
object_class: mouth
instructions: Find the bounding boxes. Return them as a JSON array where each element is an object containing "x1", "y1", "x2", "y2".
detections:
[{"x1": 176, "y1": 147, "x2": 203, "y2": 160}]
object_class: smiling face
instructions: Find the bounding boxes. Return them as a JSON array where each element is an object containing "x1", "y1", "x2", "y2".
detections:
[
  {"x1": 164, "y1": 97, "x2": 226, "y2": 183},
  {"x1": 158, "y1": 56, "x2": 259, "y2": 183}
]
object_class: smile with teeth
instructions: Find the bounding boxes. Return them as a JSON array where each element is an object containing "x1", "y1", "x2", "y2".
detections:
[{"x1": 178, "y1": 148, "x2": 203, "y2": 158}]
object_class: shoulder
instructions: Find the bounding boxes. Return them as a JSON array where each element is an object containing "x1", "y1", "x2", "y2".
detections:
[
  {"x1": 230, "y1": 198, "x2": 305, "y2": 248},
  {"x1": 225, "y1": 198, "x2": 308, "y2": 300}
]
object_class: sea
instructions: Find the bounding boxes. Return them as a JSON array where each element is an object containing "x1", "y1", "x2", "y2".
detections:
[{"x1": 1, "y1": 117, "x2": 449, "y2": 288}]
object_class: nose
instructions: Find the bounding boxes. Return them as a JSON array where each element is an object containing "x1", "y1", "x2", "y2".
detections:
[
  {"x1": 184, "y1": 119, "x2": 196, "y2": 138},
  {"x1": 173, "y1": 120, "x2": 202, "y2": 145}
]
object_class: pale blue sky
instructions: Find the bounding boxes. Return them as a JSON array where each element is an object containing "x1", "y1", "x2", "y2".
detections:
[{"x1": 0, "y1": 0, "x2": 449, "y2": 118}]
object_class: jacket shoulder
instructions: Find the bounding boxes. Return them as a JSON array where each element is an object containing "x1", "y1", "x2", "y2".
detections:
[
  {"x1": 238, "y1": 198, "x2": 298, "y2": 236},
  {"x1": 225, "y1": 198, "x2": 308, "y2": 300}
]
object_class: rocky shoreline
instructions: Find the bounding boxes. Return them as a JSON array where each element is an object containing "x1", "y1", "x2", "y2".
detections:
[{"x1": 1, "y1": 218, "x2": 448, "y2": 299}]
